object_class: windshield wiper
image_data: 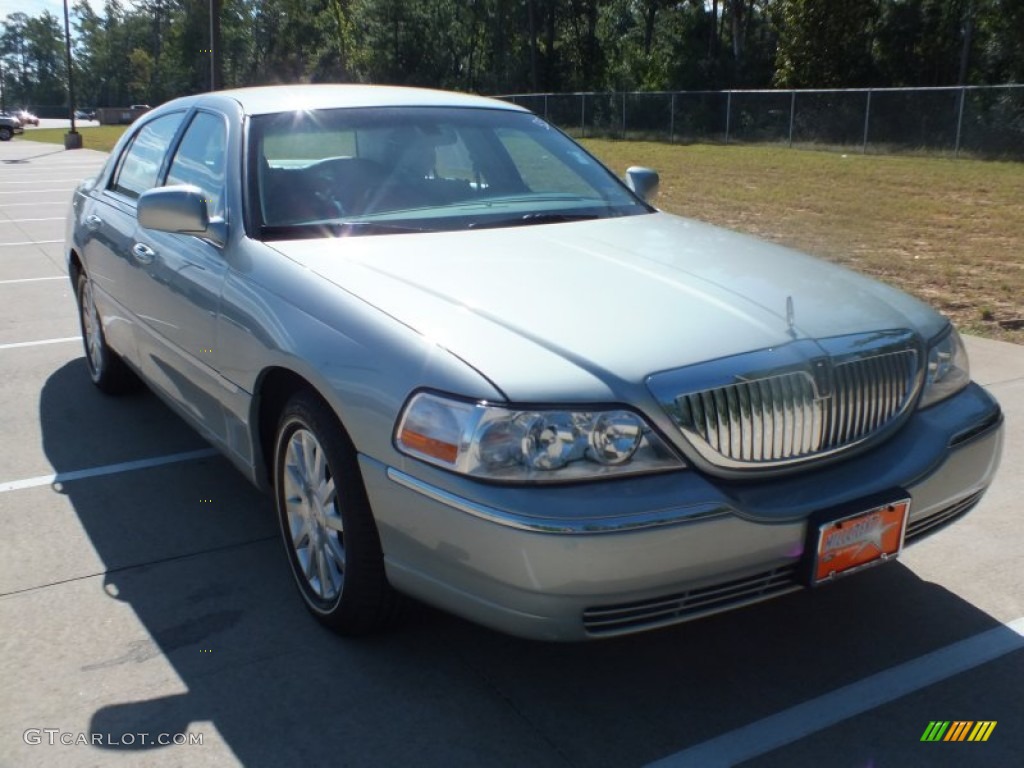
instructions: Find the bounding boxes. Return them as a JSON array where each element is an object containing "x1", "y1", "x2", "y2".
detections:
[
  {"x1": 260, "y1": 220, "x2": 431, "y2": 240},
  {"x1": 468, "y1": 212, "x2": 601, "y2": 230}
]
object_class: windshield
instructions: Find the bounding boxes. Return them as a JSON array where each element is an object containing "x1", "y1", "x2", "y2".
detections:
[{"x1": 248, "y1": 106, "x2": 650, "y2": 240}]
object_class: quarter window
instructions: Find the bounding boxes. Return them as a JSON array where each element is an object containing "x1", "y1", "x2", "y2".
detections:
[{"x1": 111, "y1": 113, "x2": 185, "y2": 199}]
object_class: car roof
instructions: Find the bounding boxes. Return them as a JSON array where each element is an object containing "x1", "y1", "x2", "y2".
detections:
[{"x1": 194, "y1": 84, "x2": 526, "y2": 117}]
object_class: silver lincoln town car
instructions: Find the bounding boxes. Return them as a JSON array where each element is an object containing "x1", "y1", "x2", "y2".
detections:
[{"x1": 66, "y1": 85, "x2": 1004, "y2": 640}]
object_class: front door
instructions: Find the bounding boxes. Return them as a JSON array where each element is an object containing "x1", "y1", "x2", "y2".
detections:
[{"x1": 126, "y1": 110, "x2": 232, "y2": 443}]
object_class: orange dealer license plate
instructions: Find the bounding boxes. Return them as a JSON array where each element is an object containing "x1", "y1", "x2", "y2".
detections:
[{"x1": 813, "y1": 499, "x2": 910, "y2": 584}]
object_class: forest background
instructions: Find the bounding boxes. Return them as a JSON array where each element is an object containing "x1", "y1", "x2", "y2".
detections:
[{"x1": 2, "y1": 0, "x2": 1022, "y2": 111}]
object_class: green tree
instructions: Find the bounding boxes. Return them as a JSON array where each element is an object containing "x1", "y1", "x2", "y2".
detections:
[
  {"x1": 875, "y1": 0, "x2": 976, "y2": 86},
  {"x1": 128, "y1": 47, "x2": 155, "y2": 100},
  {"x1": 974, "y1": 0, "x2": 1024, "y2": 84},
  {"x1": 774, "y1": 0, "x2": 881, "y2": 87},
  {"x1": 1, "y1": 13, "x2": 32, "y2": 104}
]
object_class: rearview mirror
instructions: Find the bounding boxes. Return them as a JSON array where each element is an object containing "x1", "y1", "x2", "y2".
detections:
[
  {"x1": 625, "y1": 166, "x2": 660, "y2": 203},
  {"x1": 138, "y1": 185, "x2": 225, "y2": 246}
]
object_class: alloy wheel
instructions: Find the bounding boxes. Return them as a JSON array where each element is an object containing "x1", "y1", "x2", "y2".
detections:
[{"x1": 281, "y1": 427, "x2": 346, "y2": 602}]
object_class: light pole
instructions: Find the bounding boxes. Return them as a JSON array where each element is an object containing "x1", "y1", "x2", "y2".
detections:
[
  {"x1": 209, "y1": 0, "x2": 214, "y2": 90},
  {"x1": 62, "y1": 0, "x2": 81, "y2": 148}
]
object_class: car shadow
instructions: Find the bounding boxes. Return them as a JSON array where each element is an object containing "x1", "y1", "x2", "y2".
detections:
[{"x1": 39, "y1": 359, "x2": 1021, "y2": 767}]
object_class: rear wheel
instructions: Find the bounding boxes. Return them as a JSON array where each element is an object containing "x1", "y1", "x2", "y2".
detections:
[
  {"x1": 273, "y1": 390, "x2": 399, "y2": 635},
  {"x1": 0, "y1": 126, "x2": 12, "y2": 141},
  {"x1": 76, "y1": 271, "x2": 138, "y2": 394}
]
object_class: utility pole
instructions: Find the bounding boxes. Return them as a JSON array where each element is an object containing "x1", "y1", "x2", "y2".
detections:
[
  {"x1": 209, "y1": 0, "x2": 215, "y2": 90},
  {"x1": 63, "y1": 0, "x2": 81, "y2": 148},
  {"x1": 209, "y1": 0, "x2": 221, "y2": 91}
]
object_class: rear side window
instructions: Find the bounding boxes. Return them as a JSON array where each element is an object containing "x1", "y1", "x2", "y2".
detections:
[{"x1": 111, "y1": 113, "x2": 185, "y2": 199}]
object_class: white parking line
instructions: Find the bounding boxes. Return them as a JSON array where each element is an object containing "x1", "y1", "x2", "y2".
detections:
[
  {"x1": 0, "y1": 179, "x2": 85, "y2": 184},
  {"x1": 0, "y1": 171, "x2": 100, "y2": 176},
  {"x1": 0, "y1": 201, "x2": 66, "y2": 207},
  {"x1": 0, "y1": 336, "x2": 79, "y2": 350},
  {"x1": 0, "y1": 240, "x2": 62, "y2": 247},
  {"x1": 0, "y1": 448, "x2": 220, "y2": 493},
  {"x1": 0, "y1": 217, "x2": 65, "y2": 223},
  {"x1": 0, "y1": 190, "x2": 71, "y2": 195},
  {"x1": 0, "y1": 277, "x2": 65, "y2": 284},
  {"x1": 645, "y1": 616, "x2": 1024, "y2": 767}
]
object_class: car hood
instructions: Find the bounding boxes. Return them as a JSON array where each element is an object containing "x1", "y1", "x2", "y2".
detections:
[{"x1": 270, "y1": 213, "x2": 945, "y2": 401}]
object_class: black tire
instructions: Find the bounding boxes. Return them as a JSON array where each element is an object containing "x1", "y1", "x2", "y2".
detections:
[
  {"x1": 0, "y1": 127, "x2": 11, "y2": 142},
  {"x1": 273, "y1": 390, "x2": 400, "y2": 635},
  {"x1": 75, "y1": 271, "x2": 139, "y2": 394}
]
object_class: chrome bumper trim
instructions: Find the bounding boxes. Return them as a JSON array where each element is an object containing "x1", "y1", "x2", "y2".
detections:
[
  {"x1": 385, "y1": 468, "x2": 729, "y2": 534},
  {"x1": 583, "y1": 565, "x2": 803, "y2": 636}
]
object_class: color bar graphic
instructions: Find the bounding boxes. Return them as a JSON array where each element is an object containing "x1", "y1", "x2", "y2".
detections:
[
  {"x1": 921, "y1": 720, "x2": 996, "y2": 742},
  {"x1": 944, "y1": 721, "x2": 973, "y2": 741},
  {"x1": 967, "y1": 721, "x2": 997, "y2": 742},
  {"x1": 921, "y1": 721, "x2": 950, "y2": 741}
]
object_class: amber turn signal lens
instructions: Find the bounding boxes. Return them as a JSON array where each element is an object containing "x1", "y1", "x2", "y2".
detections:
[{"x1": 398, "y1": 428, "x2": 459, "y2": 464}]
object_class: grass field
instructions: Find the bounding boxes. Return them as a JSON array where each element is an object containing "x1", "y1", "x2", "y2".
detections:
[
  {"x1": 22, "y1": 127, "x2": 1022, "y2": 343},
  {"x1": 25, "y1": 126, "x2": 127, "y2": 152}
]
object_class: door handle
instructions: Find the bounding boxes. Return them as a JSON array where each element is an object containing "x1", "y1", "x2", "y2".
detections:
[
  {"x1": 131, "y1": 242, "x2": 157, "y2": 264},
  {"x1": 85, "y1": 214, "x2": 103, "y2": 230}
]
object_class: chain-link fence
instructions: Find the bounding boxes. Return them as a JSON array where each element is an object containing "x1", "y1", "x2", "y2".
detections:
[{"x1": 500, "y1": 85, "x2": 1024, "y2": 159}]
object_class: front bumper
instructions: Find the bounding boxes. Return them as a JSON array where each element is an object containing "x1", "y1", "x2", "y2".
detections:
[{"x1": 362, "y1": 383, "x2": 1003, "y2": 641}]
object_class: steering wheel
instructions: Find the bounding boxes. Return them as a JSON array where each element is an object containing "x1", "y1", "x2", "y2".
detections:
[{"x1": 308, "y1": 158, "x2": 389, "y2": 218}]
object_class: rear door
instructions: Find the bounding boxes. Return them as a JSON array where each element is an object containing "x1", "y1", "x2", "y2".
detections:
[{"x1": 79, "y1": 112, "x2": 187, "y2": 362}]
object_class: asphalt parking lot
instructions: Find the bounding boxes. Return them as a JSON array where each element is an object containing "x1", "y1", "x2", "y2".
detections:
[{"x1": 0, "y1": 136, "x2": 1020, "y2": 768}]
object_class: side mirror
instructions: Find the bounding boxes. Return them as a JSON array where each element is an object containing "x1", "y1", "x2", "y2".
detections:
[
  {"x1": 138, "y1": 185, "x2": 225, "y2": 246},
  {"x1": 625, "y1": 166, "x2": 660, "y2": 203}
]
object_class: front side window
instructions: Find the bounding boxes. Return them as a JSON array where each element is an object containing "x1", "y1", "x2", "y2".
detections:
[
  {"x1": 248, "y1": 107, "x2": 650, "y2": 239},
  {"x1": 165, "y1": 111, "x2": 227, "y2": 218},
  {"x1": 111, "y1": 113, "x2": 185, "y2": 200}
]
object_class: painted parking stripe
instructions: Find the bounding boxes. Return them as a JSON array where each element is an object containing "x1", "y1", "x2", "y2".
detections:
[
  {"x1": 0, "y1": 166, "x2": 100, "y2": 170},
  {"x1": 0, "y1": 161, "x2": 103, "y2": 167},
  {"x1": 0, "y1": 239, "x2": 62, "y2": 247},
  {"x1": 0, "y1": 448, "x2": 220, "y2": 493},
  {"x1": 0, "y1": 179, "x2": 86, "y2": 184},
  {"x1": 0, "y1": 190, "x2": 71, "y2": 195},
  {"x1": 645, "y1": 617, "x2": 1024, "y2": 768},
  {"x1": 0, "y1": 276, "x2": 65, "y2": 284},
  {"x1": 0, "y1": 217, "x2": 66, "y2": 223},
  {"x1": 0, "y1": 336, "x2": 79, "y2": 350},
  {"x1": 0, "y1": 201, "x2": 66, "y2": 207}
]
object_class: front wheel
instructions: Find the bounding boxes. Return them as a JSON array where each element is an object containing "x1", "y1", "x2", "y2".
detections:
[
  {"x1": 273, "y1": 390, "x2": 399, "y2": 635},
  {"x1": 0, "y1": 127, "x2": 12, "y2": 142}
]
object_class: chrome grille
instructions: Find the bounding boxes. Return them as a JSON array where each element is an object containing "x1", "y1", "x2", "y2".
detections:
[
  {"x1": 679, "y1": 370, "x2": 821, "y2": 462},
  {"x1": 653, "y1": 333, "x2": 921, "y2": 470},
  {"x1": 829, "y1": 351, "x2": 918, "y2": 447}
]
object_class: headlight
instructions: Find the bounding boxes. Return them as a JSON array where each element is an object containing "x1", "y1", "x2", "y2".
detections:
[
  {"x1": 395, "y1": 392, "x2": 685, "y2": 482},
  {"x1": 918, "y1": 327, "x2": 970, "y2": 409}
]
